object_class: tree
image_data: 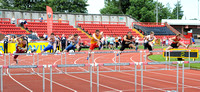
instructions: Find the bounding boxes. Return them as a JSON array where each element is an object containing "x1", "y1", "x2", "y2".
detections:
[
  {"x1": 170, "y1": 1, "x2": 184, "y2": 19},
  {"x1": 126, "y1": 0, "x2": 156, "y2": 22},
  {"x1": 101, "y1": 0, "x2": 130, "y2": 14},
  {"x1": 0, "y1": 0, "x2": 88, "y2": 13}
]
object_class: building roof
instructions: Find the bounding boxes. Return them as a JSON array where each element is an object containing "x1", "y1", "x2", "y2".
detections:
[{"x1": 162, "y1": 19, "x2": 200, "y2": 25}]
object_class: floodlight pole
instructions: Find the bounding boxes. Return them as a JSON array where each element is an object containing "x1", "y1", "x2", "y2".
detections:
[
  {"x1": 198, "y1": 0, "x2": 199, "y2": 20},
  {"x1": 156, "y1": 0, "x2": 158, "y2": 23},
  {"x1": 177, "y1": 0, "x2": 179, "y2": 20}
]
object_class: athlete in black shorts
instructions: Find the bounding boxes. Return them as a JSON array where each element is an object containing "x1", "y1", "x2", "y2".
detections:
[
  {"x1": 117, "y1": 31, "x2": 138, "y2": 56},
  {"x1": 144, "y1": 31, "x2": 156, "y2": 57}
]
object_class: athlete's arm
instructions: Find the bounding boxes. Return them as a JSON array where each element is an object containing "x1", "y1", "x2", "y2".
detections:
[
  {"x1": 67, "y1": 36, "x2": 74, "y2": 42},
  {"x1": 170, "y1": 37, "x2": 176, "y2": 42}
]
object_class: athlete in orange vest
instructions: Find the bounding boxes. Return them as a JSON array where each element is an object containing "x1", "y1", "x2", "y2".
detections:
[{"x1": 87, "y1": 30, "x2": 103, "y2": 60}]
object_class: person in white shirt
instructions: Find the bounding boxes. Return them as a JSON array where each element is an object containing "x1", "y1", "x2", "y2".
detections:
[
  {"x1": 11, "y1": 16, "x2": 15, "y2": 24},
  {"x1": 135, "y1": 36, "x2": 139, "y2": 46}
]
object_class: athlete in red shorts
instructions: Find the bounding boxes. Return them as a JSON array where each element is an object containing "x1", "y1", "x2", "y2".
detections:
[
  {"x1": 14, "y1": 36, "x2": 27, "y2": 64},
  {"x1": 87, "y1": 30, "x2": 103, "y2": 60}
]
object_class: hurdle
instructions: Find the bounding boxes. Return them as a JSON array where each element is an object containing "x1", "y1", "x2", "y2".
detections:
[
  {"x1": 48, "y1": 63, "x2": 92, "y2": 92},
  {"x1": 96, "y1": 61, "x2": 199, "y2": 92},
  {"x1": 0, "y1": 65, "x2": 46, "y2": 92}
]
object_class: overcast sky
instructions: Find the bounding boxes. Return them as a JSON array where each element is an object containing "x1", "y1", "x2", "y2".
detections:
[{"x1": 87, "y1": 0, "x2": 200, "y2": 20}]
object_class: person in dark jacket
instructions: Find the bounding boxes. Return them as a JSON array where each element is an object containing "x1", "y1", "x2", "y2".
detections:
[
  {"x1": 60, "y1": 34, "x2": 67, "y2": 51},
  {"x1": 3, "y1": 36, "x2": 9, "y2": 53}
]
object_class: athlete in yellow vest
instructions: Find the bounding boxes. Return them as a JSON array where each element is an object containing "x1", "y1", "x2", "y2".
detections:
[{"x1": 87, "y1": 30, "x2": 103, "y2": 60}]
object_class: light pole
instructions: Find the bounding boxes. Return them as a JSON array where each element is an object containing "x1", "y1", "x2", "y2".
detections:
[
  {"x1": 177, "y1": 0, "x2": 179, "y2": 20},
  {"x1": 156, "y1": 0, "x2": 158, "y2": 23},
  {"x1": 198, "y1": 0, "x2": 199, "y2": 20}
]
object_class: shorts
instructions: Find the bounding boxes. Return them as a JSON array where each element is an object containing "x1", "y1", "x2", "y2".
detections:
[
  {"x1": 120, "y1": 43, "x2": 131, "y2": 51},
  {"x1": 90, "y1": 43, "x2": 99, "y2": 50},
  {"x1": 110, "y1": 42, "x2": 114, "y2": 45},
  {"x1": 135, "y1": 42, "x2": 138, "y2": 46},
  {"x1": 170, "y1": 43, "x2": 179, "y2": 48},
  {"x1": 43, "y1": 45, "x2": 53, "y2": 51},
  {"x1": 65, "y1": 44, "x2": 76, "y2": 51},
  {"x1": 162, "y1": 41, "x2": 166, "y2": 44},
  {"x1": 144, "y1": 42, "x2": 152, "y2": 51},
  {"x1": 14, "y1": 49, "x2": 25, "y2": 59}
]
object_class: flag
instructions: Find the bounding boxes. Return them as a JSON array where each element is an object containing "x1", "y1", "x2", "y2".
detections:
[{"x1": 46, "y1": 6, "x2": 53, "y2": 36}]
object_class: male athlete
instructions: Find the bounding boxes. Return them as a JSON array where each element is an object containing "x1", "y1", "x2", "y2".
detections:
[
  {"x1": 166, "y1": 34, "x2": 189, "y2": 50},
  {"x1": 144, "y1": 31, "x2": 156, "y2": 57},
  {"x1": 87, "y1": 30, "x2": 103, "y2": 60},
  {"x1": 14, "y1": 35, "x2": 28, "y2": 64},
  {"x1": 63, "y1": 34, "x2": 82, "y2": 52},
  {"x1": 41, "y1": 33, "x2": 57, "y2": 53},
  {"x1": 117, "y1": 31, "x2": 138, "y2": 56}
]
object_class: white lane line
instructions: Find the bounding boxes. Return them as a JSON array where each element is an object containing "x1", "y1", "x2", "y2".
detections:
[
  {"x1": 128, "y1": 54, "x2": 200, "y2": 90},
  {"x1": 30, "y1": 56, "x2": 78, "y2": 92},
  {"x1": 93, "y1": 54, "x2": 166, "y2": 91},
  {"x1": 54, "y1": 56, "x2": 122, "y2": 92},
  {"x1": 7, "y1": 56, "x2": 33, "y2": 92}
]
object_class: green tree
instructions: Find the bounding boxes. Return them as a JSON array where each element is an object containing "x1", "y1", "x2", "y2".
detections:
[
  {"x1": 101, "y1": 0, "x2": 130, "y2": 14},
  {"x1": 0, "y1": 0, "x2": 88, "y2": 13},
  {"x1": 126, "y1": 0, "x2": 156, "y2": 22},
  {"x1": 170, "y1": 1, "x2": 184, "y2": 19}
]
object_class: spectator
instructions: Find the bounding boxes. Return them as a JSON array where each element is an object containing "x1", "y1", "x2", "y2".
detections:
[
  {"x1": 135, "y1": 36, "x2": 139, "y2": 47},
  {"x1": 19, "y1": 19, "x2": 24, "y2": 27},
  {"x1": 3, "y1": 36, "x2": 9, "y2": 53},
  {"x1": 40, "y1": 16, "x2": 43, "y2": 22},
  {"x1": 11, "y1": 36, "x2": 16, "y2": 43},
  {"x1": 56, "y1": 35, "x2": 60, "y2": 51},
  {"x1": 67, "y1": 35, "x2": 72, "y2": 46},
  {"x1": 23, "y1": 20, "x2": 27, "y2": 25},
  {"x1": 58, "y1": 17, "x2": 62, "y2": 23},
  {"x1": 109, "y1": 35, "x2": 115, "y2": 50},
  {"x1": 43, "y1": 33, "x2": 48, "y2": 40},
  {"x1": 60, "y1": 34, "x2": 66, "y2": 51},
  {"x1": 162, "y1": 36, "x2": 167, "y2": 48},
  {"x1": 115, "y1": 35, "x2": 119, "y2": 49},
  {"x1": 22, "y1": 34, "x2": 29, "y2": 52},
  {"x1": 11, "y1": 16, "x2": 15, "y2": 24}
]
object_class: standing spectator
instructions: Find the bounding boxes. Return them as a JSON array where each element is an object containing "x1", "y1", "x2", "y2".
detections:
[
  {"x1": 32, "y1": 31, "x2": 39, "y2": 39},
  {"x1": 162, "y1": 36, "x2": 167, "y2": 48},
  {"x1": 100, "y1": 35, "x2": 105, "y2": 50},
  {"x1": 43, "y1": 33, "x2": 48, "y2": 40},
  {"x1": 3, "y1": 36, "x2": 9, "y2": 53},
  {"x1": 115, "y1": 35, "x2": 119, "y2": 49},
  {"x1": 23, "y1": 34, "x2": 29, "y2": 52},
  {"x1": 191, "y1": 37, "x2": 196, "y2": 47},
  {"x1": 109, "y1": 35, "x2": 115, "y2": 50},
  {"x1": 11, "y1": 36, "x2": 16, "y2": 43},
  {"x1": 58, "y1": 17, "x2": 62, "y2": 23},
  {"x1": 135, "y1": 36, "x2": 139, "y2": 47},
  {"x1": 56, "y1": 35, "x2": 60, "y2": 51},
  {"x1": 67, "y1": 35, "x2": 72, "y2": 46},
  {"x1": 40, "y1": 16, "x2": 43, "y2": 22},
  {"x1": 61, "y1": 34, "x2": 66, "y2": 51},
  {"x1": 11, "y1": 16, "x2": 15, "y2": 24},
  {"x1": 118, "y1": 35, "x2": 122, "y2": 44}
]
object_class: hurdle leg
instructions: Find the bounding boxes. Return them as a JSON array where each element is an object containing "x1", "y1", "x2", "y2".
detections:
[
  {"x1": 135, "y1": 63, "x2": 137, "y2": 92},
  {"x1": 97, "y1": 65, "x2": 99, "y2": 92},
  {"x1": 144, "y1": 51, "x2": 146, "y2": 70},
  {"x1": 90, "y1": 65, "x2": 92, "y2": 92},
  {"x1": 114, "y1": 52, "x2": 116, "y2": 71},
  {"x1": 182, "y1": 62, "x2": 184, "y2": 92},
  {"x1": 92, "y1": 52, "x2": 94, "y2": 72},
  {"x1": 50, "y1": 65, "x2": 52, "y2": 92},
  {"x1": 0, "y1": 67, "x2": 3, "y2": 92},
  {"x1": 60, "y1": 53, "x2": 63, "y2": 72},
  {"x1": 43, "y1": 66, "x2": 45, "y2": 92},
  {"x1": 189, "y1": 50, "x2": 190, "y2": 69},
  {"x1": 141, "y1": 63, "x2": 143, "y2": 92},
  {"x1": 176, "y1": 63, "x2": 179, "y2": 92}
]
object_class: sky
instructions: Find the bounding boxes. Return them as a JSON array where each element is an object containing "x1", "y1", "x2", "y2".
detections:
[{"x1": 86, "y1": 0, "x2": 200, "y2": 20}]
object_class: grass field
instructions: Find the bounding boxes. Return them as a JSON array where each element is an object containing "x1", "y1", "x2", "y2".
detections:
[{"x1": 149, "y1": 55, "x2": 200, "y2": 69}]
